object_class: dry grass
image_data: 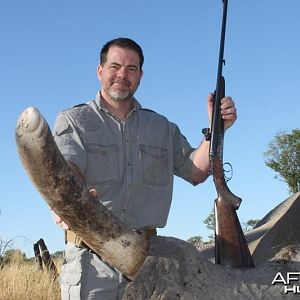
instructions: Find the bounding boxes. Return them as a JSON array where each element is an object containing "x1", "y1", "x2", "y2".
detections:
[{"x1": 0, "y1": 253, "x2": 61, "y2": 300}]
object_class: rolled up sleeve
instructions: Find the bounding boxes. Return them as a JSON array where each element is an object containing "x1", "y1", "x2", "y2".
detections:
[{"x1": 172, "y1": 123, "x2": 196, "y2": 185}]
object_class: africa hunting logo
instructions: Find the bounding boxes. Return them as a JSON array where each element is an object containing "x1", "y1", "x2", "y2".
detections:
[{"x1": 272, "y1": 272, "x2": 300, "y2": 294}]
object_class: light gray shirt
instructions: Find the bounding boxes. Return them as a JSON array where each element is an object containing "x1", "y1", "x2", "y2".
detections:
[{"x1": 53, "y1": 92, "x2": 196, "y2": 229}]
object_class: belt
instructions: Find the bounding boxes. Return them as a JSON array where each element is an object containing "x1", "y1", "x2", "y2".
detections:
[
  {"x1": 65, "y1": 228, "x2": 157, "y2": 248},
  {"x1": 65, "y1": 229, "x2": 87, "y2": 248}
]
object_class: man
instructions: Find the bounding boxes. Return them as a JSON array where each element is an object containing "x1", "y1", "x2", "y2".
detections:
[{"x1": 52, "y1": 37, "x2": 237, "y2": 299}]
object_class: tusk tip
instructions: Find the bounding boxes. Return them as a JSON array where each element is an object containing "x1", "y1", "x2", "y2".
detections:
[{"x1": 17, "y1": 106, "x2": 42, "y2": 133}]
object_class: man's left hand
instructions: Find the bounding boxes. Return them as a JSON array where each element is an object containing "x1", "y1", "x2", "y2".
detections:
[
  {"x1": 220, "y1": 96, "x2": 237, "y2": 130},
  {"x1": 208, "y1": 93, "x2": 237, "y2": 130}
]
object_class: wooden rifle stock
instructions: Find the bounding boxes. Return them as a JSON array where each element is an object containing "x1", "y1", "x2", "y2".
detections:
[
  {"x1": 208, "y1": 0, "x2": 254, "y2": 267},
  {"x1": 211, "y1": 87, "x2": 254, "y2": 267}
]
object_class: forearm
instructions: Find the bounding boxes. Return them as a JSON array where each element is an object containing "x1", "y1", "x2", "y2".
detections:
[{"x1": 191, "y1": 139, "x2": 211, "y2": 183}]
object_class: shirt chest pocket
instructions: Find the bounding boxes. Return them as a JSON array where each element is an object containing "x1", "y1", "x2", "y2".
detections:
[
  {"x1": 139, "y1": 144, "x2": 170, "y2": 186},
  {"x1": 86, "y1": 144, "x2": 120, "y2": 184}
]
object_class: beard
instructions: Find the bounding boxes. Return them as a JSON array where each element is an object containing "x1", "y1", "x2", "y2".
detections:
[
  {"x1": 106, "y1": 77, "x2": 141, "y2": 102},
  {"x1": 108, "y1": 87, "x2": 132, "y2": 102},
  {"x1": 107, "y1": 79, "x2": 134, "y2": 102}
]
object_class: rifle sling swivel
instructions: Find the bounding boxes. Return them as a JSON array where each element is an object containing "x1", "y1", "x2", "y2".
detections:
[{"x1": 202, "y1": 128, "x2": 211, "y2": 141}]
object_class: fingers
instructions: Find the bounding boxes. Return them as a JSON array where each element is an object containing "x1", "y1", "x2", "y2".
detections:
[
  {"x1": 89, "y1": 188, "x2": 98, "y2": 198},
  {"x1": 50, "y1": 210, "x2": 61, "y2": 223},
  {"x1": 221, "y1": 97, "x2": 237, "y2": 119},
  {"x1": 60, "y1": 221, "x2": 69, "y2": 230},
  {"x1": 57, "y1": 219, "x2": 69, "y2": 230},
  {"x1": 220, "y1": 97, "x2": 235, "y2": 111},
  {"x1": 207, "y1": 94, "x2": 237, "y2": 125},
  {"x1": 50, "y1": 210, "x2": 69, "y2": 230},
  {"x1": 220, "y1": 97, "x2": 237, "y2": 129}
]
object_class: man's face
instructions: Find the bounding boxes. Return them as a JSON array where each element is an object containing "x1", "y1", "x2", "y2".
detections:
[{"x1": 97, "y1": 46, "x2": 143, "y2": 102}]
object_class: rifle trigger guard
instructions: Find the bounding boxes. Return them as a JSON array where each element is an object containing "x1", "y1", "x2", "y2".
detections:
[
  {"x1": 202, "y1": 128, "x2": 211, "y2": 141},
  {"x1": 223, "y1": 162, "x2": 233, "y2": 182}
]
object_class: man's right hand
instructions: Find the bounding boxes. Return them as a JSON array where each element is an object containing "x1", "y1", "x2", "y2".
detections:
[{"x1": 51, "y1": 209, "x2": 70, "y2": 230}]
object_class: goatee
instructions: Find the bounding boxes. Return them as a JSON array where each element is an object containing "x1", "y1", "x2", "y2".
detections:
[{"x1": 108, "y1": 89, "x2": 132, "y2": 102}]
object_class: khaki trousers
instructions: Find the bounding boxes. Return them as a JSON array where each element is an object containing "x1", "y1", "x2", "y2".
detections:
[{"x1": 60, "y1": 243, "x2": 128, "y2": 300}]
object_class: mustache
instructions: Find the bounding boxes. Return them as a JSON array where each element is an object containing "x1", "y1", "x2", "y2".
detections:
[{"x1": 112, "y1": 79, "x2": 131, "y2": 86}]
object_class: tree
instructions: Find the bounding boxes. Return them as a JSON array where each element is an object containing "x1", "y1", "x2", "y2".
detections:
[
  {"x1": 1, "y1": 249, "x2": 26, "y2": 265},
  {"x1": 203, "y1": 208, "x2": 215, "y2": 231},
  {"x1": 242, "y1": 219, "x2": 260, "y2": 232},
  {"x1": 186, "y1": 236, "x2": 203, "y2": 247},
  {"x1": 203, "y1": 208, "x2": 259, "y2": 237},
  {"x1": 203, "y1": 208, "x2": 215, "y2": 242},
  {"x1": 264, "y1": 129, "x2": 300, "y2": 194}
]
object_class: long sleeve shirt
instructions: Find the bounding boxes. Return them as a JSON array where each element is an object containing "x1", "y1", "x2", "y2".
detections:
[{"x1": 53, "y1": 92, "x2": 196, "y2": 230}]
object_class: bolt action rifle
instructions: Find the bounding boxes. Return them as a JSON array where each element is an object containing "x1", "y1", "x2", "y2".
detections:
[{"x1": 203, "y1": 0, "x2": 254, "y2": 267}]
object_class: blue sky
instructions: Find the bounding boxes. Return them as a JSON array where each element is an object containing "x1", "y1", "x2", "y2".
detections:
[{"x1": 1, "y1": 0, "x2": 299, "y2": 257}]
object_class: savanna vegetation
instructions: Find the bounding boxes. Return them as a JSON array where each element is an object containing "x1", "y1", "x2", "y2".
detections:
[{"x1": 0, "y1": 248, "x2": 62, "y2": 300}]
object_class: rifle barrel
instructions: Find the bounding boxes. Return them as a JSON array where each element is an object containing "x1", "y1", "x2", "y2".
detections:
[{"x1": 210, "y1": 0, "x2": 228, "y2": 159}]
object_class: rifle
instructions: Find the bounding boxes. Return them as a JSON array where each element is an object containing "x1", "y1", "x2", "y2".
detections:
[{"x1": 203, "y1": 0, "x2": 254, "y2": 267}]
